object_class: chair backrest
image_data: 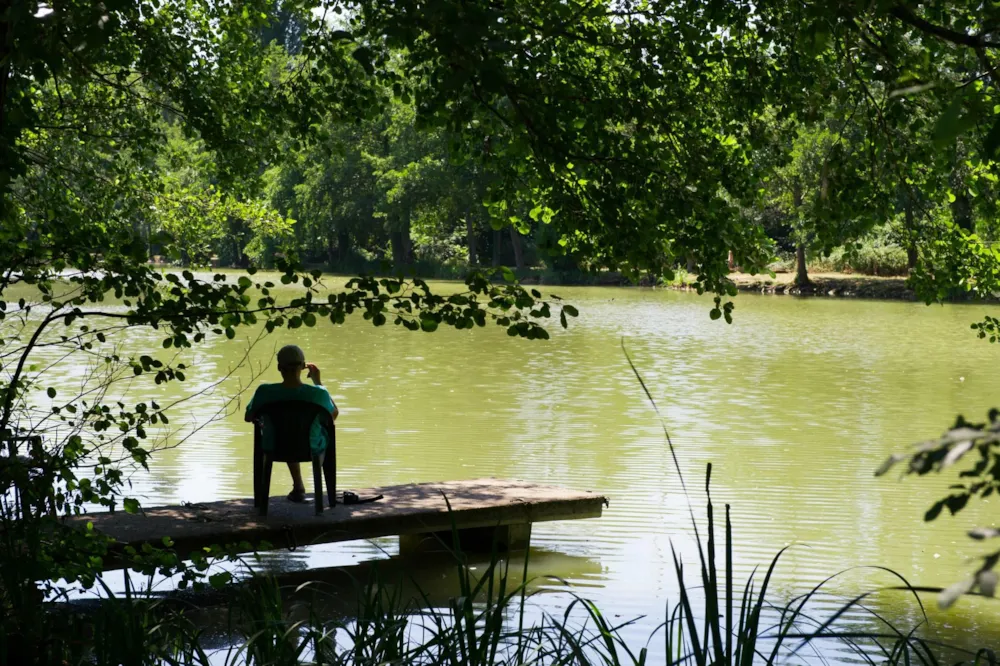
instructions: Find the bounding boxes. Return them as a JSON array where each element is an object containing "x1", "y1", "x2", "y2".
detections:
[{"x1": 253, "y1": 400, "x2": 334, "y2": 462}]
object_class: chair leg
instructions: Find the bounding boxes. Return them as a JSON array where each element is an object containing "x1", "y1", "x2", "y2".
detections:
[
  {"x1": 312, "y1": 456, "x2": 323, "y2": 515},
  {"x1": 323, "y1": 445, "x2": 336, "y2": 507},
  {"x1": 259, "y1": 458, "x2": 273, "y2": 517},
  {"x1": 253, "y1": 431, "x2": 263, "y2": 508}
]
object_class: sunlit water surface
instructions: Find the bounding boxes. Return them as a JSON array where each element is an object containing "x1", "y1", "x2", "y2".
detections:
[{"x1": 42, "y1": 276, "x2": 1000, "y2": 660}]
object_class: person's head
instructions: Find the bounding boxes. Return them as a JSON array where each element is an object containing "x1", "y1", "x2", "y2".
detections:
[{"x1": 276, "y1": 344, "x2": 306, "y2": 381}]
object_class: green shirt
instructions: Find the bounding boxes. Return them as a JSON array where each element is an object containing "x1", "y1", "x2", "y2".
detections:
[{"x1": 246, "y1": 383, "x2": 336, "y2": 455}]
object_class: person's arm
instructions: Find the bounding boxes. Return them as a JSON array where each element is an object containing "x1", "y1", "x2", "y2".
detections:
[{"x1": 307, "y1": 364, "x2": 339, "y2": 420}]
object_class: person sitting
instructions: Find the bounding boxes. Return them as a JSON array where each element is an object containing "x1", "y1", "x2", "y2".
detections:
[{"x1": 244, "y1": 344, "x2": 339, "y2": 503}]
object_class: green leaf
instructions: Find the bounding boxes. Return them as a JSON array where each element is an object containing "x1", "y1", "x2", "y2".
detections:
[
  {"x1": 983, "y1": 116, "x2": 1000, "y2": 161},
  {"x1": 47, "y1": 387, "x2": 56, "y2": 398},
  {"x1": 562, "y1": 304, "x2": 579, "y2": 317},
  {"x1": 123, "y1": 498, "x2": 141, "y2": 514},
  {"x1": 352, "y1": 46, "x2": 375, "y2": 76},
  {"x1": 209, "y1": 572, "x2": 233, "y2": 589},
  {"x1": 302, "y1": 312, "x2": 317, "y2": 327},
  {"x1": 420, "y1": 318, "x2": 438, "y2": 333},
  {"x1": 933, "y1": 96, "x2": 976, "y2": 149},
  {"x1": 225, "y1": 327, "x2": 235, "y2": 339}
]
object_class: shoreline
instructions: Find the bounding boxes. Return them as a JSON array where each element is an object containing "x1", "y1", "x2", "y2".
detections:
[
  {"x1": 702, "y1": 273, "x2": 918, "y2": 301},
  {"x1": 522, "y1": 270, "x2": 926, "y2": 301},
  {"x1": 151, "y1": 263, "x2": 990, "y2": 304},
  {"x1": 671, "y1": 272, "x2": 1000, "y2": 305}
]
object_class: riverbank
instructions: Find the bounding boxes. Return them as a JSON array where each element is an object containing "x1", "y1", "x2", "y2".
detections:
[
  {"x1": 524, "y1": 268, "x2": 922, "y2": 300},
  {"x1": 698, "y1": 272, "x2": 919, "y2": 301},
  {"x1": 154, "y1": 261, "x2": 984, "y2": 304}
]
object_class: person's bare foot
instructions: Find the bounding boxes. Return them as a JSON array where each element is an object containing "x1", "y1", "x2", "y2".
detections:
[{"x1": 287, "y1": 488, "x2": 306, "y2": 503}]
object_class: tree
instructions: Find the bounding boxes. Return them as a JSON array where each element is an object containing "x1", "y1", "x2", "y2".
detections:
[
  {"x1": 766, "y1": 119, "x2": 892, "y2": 287},
  {"x1": 751, "y1": 0, "x2": 1000, "y2": 302}
]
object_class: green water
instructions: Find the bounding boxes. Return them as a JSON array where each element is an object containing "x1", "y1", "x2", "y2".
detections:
[{"x1": 49, "y1": 277, "x2": 1000, "y2": 657}]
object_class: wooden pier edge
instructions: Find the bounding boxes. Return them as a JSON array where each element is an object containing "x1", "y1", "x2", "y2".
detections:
[{"x1": 68, "y1": 478, "x2": 608, "y2": 570}]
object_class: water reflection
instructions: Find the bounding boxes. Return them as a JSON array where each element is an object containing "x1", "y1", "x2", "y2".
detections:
[{"x1": 35, "y1": 278, "x2": 1000, "y2": 658}]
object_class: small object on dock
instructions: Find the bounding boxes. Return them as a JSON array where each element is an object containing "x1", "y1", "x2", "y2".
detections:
[
  {"x1": 68, "y1": 478, "x2": 606, "y2": 570},
  {"x1": 342, "y1": 491, "x2": 383, "y2": 505}
]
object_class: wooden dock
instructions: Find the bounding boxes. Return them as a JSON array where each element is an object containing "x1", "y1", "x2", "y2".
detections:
[{"x1": 72, "y1": 478, "x2": 607, "y2": 569}]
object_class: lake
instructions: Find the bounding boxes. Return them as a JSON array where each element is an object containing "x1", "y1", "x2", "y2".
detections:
[{"x1": 61, "y1": 276, "x2": 1000, "y2": 659}]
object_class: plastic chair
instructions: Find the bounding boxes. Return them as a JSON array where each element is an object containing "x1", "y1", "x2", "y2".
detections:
[{"x1": 251, "y1": 401, "x2": 336, "y2": 516}]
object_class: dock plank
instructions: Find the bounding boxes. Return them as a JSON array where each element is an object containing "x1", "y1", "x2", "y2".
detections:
[{"x1": 71, "y1": 478, "x2": 606, "y2": 568}]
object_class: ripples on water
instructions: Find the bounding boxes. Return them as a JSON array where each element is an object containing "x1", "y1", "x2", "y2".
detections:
[{"x1": 41, "y1": 281, "x2": 1000, "y2": 659}]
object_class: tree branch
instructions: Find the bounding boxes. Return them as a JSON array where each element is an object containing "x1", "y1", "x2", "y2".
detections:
[{"x1": 888, "y1": 4, "x2": 1000, "y2": 49}]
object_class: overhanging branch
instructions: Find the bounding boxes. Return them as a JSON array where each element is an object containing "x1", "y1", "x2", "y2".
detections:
[{"x1": 888, "y1": 4, "x2": 1000, "y2": 49}]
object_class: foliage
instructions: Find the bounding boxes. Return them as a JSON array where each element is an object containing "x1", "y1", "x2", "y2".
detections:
[
  {"x1": 155, "y1": 125, "x2": 296, "y2": 267},
  {"x1": 756, "y1": 108, "x2": 894, "y2": 285},
  {"x1": 752, "y1": 0, "x2": 1000, "y2": 308},
  {"x1": 825, "y1": 225, "x2": 913, "y2": 277},
  {"x1": 265, "y1": 90, "x2": 507, "y2": 271},
  {"x1": 4, "y1": 0, "x2": 1000, "y2": 293}
]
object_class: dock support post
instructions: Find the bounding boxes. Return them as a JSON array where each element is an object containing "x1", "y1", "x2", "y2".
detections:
[{"x1": 399, "y1": 523, "x2": 532, "y2": 557}]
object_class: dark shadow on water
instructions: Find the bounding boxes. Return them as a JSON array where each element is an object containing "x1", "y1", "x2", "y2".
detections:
[{"x1": 61, "y1": 545, "x2": 603, "y2": 652}]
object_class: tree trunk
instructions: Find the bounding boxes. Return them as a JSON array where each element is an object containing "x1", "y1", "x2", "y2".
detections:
[
  {"x1": 509, "y1": 227, "x2": 525, "y2": 270},
  {"x1": 466, "y1": 214, "x2": 477, "y2": 266},
  {"x1": 792, "y1": 181, "x2": 810, "y2": 287},
  {"x1": 794, "y1": 243, "x2": 809, "y2": 287},
  {"x1": 950, "y1": 193, "x2": 974, "y2": 232},
  {"x1": 904, "y1": 196, "x2": 918, "y2": 271},
  {"x1": 401, "y1": 210, "x2": 413, "y2": 264},
  {"x1": 390, "y1": 211, "x2": 413, "y2": 267},
  {"x1": 492, "y1": 229, "x2": 502, "y2": 267},
  {"x1": 337, "y1": 229, "x2": 351, "y2": 262},
  {"x1": 0, "y1": 9, "x2": 9, "y2": 144},
  {"x1": 391, "y1": 230, "x2": 403, "y2": 267},
  {"x1": 949, "y1": 145, "x2": 975, "y2": 232}
]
